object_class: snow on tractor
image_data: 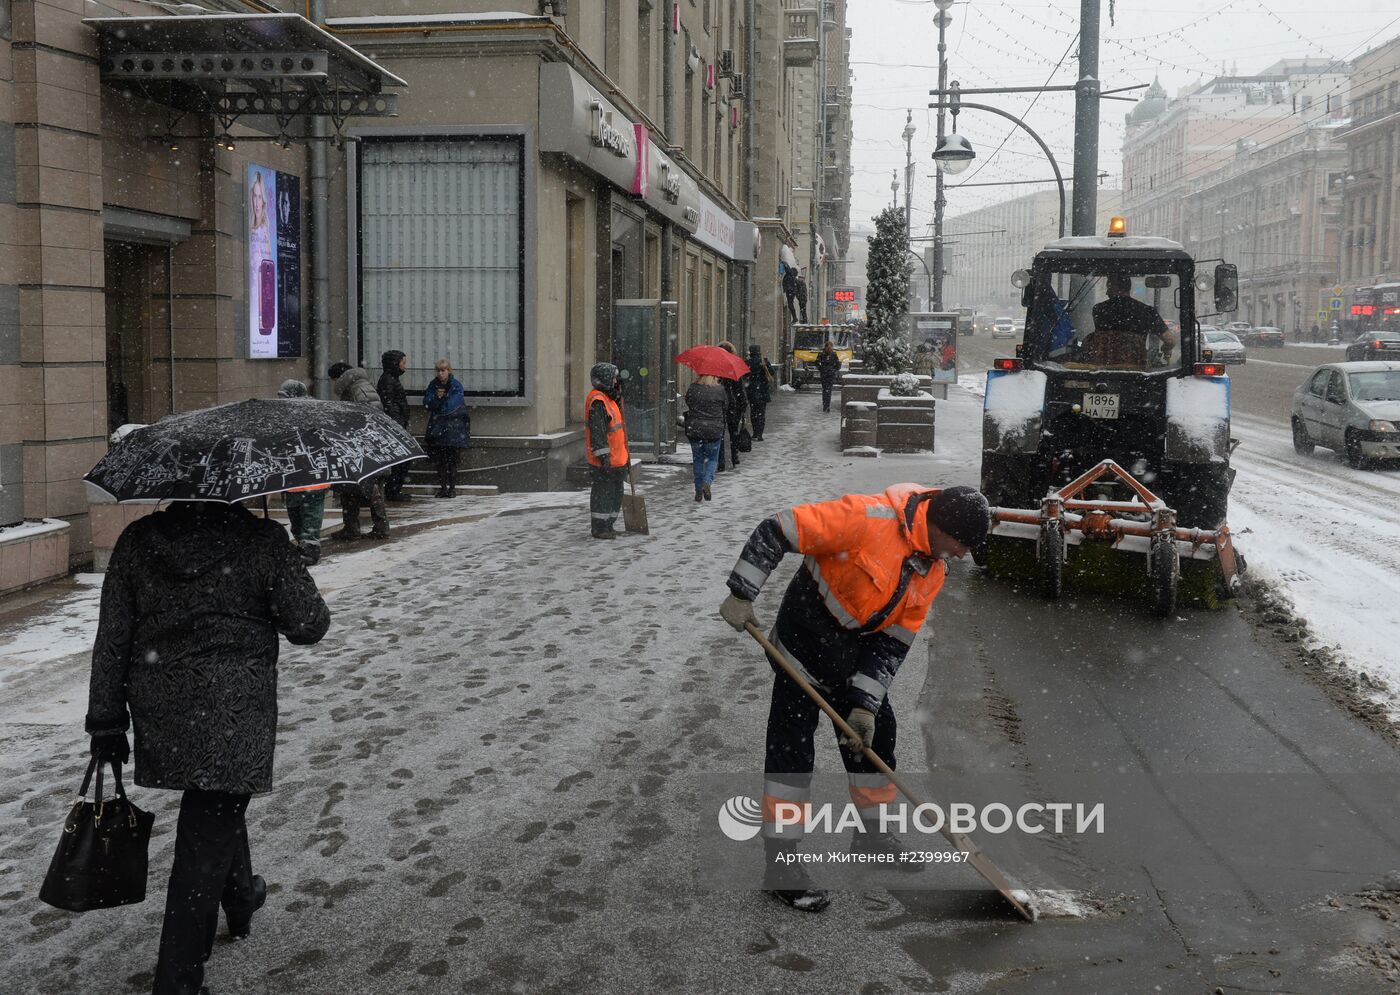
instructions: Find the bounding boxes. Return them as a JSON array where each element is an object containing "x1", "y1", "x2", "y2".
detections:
[{"x1": 978, "y1": 217, "x2": 1245, "y2": 616}]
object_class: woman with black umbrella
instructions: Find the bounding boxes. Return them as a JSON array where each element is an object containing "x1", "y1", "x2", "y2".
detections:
[{"x1": 87, "y1": 504, "x2": 330, "y2": 995}]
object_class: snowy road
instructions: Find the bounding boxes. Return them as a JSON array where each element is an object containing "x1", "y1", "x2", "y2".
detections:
[
  {"x1": 1230, "y1": 412, "x2": 1400, "y2": 699},
  {"x1": 3, "y1": 385, "x2": 1399, "y2": 993}
]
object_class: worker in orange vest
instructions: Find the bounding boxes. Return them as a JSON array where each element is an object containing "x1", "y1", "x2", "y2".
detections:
[
  {"x1": 585, "y1": 363, "x2": 630, "y2": 539},
  {"x1": 719, "y1": 484, "x2": 992, "y2": 912}
]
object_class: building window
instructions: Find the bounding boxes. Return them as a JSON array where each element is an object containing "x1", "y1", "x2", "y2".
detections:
[{"x1": 358, "y1": 136, "x2": 526, "y2": 397}]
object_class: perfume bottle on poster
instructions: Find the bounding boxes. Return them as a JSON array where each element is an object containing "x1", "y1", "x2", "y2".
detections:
[{"x1": 259, "y1": 259, "x2": 276, "y2": 335}]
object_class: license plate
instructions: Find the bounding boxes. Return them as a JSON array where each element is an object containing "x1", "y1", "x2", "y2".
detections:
[{"x1": 1083, "y1": 393, "x2": 1119, "y2": 419}]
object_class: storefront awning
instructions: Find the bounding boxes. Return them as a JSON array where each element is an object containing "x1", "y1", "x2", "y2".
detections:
[{"x1": 83, "y1": 13, "x2": 405, "y2": 120}]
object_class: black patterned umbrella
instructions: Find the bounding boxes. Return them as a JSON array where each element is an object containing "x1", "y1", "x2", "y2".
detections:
[{"x1": 84, "y1": 399, "x2": 426, "y2": 503}]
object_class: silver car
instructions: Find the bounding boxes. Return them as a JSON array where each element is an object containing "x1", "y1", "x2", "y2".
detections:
[
  {"x1": 991, "y1": 316, "x2": 1018, "y2": 339},
  {"x1": 1291, "y1": 361, "x2": 1400, "y2": 467},
  {"x1": 1202, "y1": 329, "x2": 1246, "y2": 365}
]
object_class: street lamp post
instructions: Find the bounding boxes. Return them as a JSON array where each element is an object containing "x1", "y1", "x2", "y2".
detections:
[
  {"x1": 931, "y1": 83, "x2": 1064, "y2": 238},
  {"x1": 931, "y1": 0, "x2": 954, "y2": 311},
  {"x1": 902, "y1": 110, "x2": 916, "y2": 308}
]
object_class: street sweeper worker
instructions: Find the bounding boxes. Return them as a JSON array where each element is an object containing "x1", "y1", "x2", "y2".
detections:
[
  {"x1": 718, "y1": 484, "x2": 992, "y2": 912},
  {"x1": 585, "y1": 362, "x2": 630, "y2": 540}
]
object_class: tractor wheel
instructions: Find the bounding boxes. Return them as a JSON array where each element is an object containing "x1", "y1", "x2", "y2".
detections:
[
  {"x1": 1037, "y1": 521, "x2": 1064, "y2": 600},
  {"x1": 1291, "y1": 418, "x2": 1314, "y2": 456},
  {"x1": 1345, "y1": 429, "x2": 1367, "y2": 469},
  {"x1": 1149, "y1": 534, "x2": 1180, "y2": 618}
]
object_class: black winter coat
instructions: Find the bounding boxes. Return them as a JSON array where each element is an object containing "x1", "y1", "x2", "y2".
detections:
[
  {"x1": 746, "y1": 356, "x2": 773, "y2": 405},
  {"x1": 723, "y1": 375, "x2": 749, "y2": 430},
  {"x1": 86, "y1": 503, "x2": 330, "y2": 794},
  {"x1": 684, "y1": 382, "x2": 727, "y2": 441},
  {"x1": 816, "y1": 350, "x2": 842, "y2": 384},
  {"x1": 377, "y1": 351, "x2": 409, "y2": 428}
]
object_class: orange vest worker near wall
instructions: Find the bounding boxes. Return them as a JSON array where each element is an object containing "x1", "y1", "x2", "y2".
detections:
[
  {"x1": 585, "y1": 363, "x2": 630, "y2": 539},
  {"x1": 719, "y1": 484, "x2": 993, "y2": 912}
]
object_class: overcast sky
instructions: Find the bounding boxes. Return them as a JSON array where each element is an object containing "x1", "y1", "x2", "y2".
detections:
[{"x1": 846, "y1": 0, "x2": 1400, "y2": 236}]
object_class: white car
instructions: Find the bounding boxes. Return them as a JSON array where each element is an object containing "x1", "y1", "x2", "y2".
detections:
[
  {"x1": 991, "y1": 317, "x2": 1018, "y2": 339},
  {"x1": 1291, "y1": 361, "x2": 1400, "y2": 467},
  {"x1": 1201, "y1": 329, "x2": 1246, "y2": 365}
]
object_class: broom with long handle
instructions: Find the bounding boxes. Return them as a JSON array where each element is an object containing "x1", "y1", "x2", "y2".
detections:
[{"x1": 744, "y1": 622, "x2": 1036, "y2": 922}]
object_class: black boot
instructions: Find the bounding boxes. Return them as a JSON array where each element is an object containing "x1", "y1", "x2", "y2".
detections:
[
  {"x1": 763, "y1": 837, "x2": 830, "y2": 912},
  {"x1": 226, "y1": 875, "x2": 267, "y2": 939}
]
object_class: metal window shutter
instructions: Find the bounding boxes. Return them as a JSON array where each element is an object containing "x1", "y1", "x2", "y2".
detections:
[{"x1": 360, "y1": 139, "x2": 522, "y2": 394}]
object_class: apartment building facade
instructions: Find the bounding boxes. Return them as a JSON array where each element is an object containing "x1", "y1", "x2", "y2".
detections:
[
  {"x1": 1122, "y1": 62, "x2": 1349, "y2": 245},
  {"x1": 1338, "y1": 34, "x2": 1400, "y2": 331},
  {"x1": 1, "y1": 0, "x2": 854, "y2": 581}
]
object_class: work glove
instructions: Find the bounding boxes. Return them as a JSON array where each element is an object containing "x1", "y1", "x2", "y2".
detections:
[
  {"x1": 841, "y1": 708, "x2": 876, "y2": 753},
  {"x1": 719, "y1": 593, "x2": 760, "y2": 633},
  {"x1": 90, "y1": 732, "x2": 130, "y2": 765}
]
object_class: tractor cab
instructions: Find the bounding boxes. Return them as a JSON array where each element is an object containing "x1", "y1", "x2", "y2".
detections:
[{"x1": 979, "y1": 218, "x2": 1243, "y2": 615}]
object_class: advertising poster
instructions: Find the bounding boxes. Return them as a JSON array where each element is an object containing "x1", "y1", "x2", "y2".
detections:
[
  {"x1": 911, "y1": 313, "x2": 958, "y2": 385},
  {"x1": 275, "y1": 172, "x2": 302, "y2": 357},
  {"x1": 247, "y1": 165, "x2": 302, "y2": 358}
]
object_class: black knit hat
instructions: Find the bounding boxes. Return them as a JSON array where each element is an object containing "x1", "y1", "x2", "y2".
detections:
[
  {"x1": 925, "y1": 486, "x2": 992, "y2": 552},
  {"x1": 327, "y1": 361, "x2": 352, "y2": 381}
]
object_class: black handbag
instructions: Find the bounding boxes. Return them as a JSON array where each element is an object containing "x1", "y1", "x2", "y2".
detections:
[
  {"x1": 39, "y1": 756, "x2": 154, "y2": 912},
  {"x1": 735, "y1": 426, "x2": 753, "y2": 453}
]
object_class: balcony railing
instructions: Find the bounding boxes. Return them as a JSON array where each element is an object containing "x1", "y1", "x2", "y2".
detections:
[{"x1": 784, "y1": 6, "x2": 818, "y2": 66}]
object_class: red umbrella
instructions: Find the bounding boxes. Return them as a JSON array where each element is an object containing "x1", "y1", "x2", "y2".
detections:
[{"x1": 676, "y1": 345, "x2": 750, "y2": 380}]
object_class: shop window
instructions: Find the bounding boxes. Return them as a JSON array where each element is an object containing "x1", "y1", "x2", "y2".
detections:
[{"x1": 358, "y1": 136, "x2": 525, "y2": 396}]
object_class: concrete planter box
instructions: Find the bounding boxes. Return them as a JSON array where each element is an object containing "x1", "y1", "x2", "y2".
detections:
[
  {"x1": 876, "y1": 390, "x2": 936, "y2": 453},
  {"x1": 841, "y1": 400, "x2": 878, "y2": 452},
  {"x1": 841, "y1": 373, "x2": 935, "y2": 410},
  {"x1": 0, "y1": 519, "x2": 72, "y2": 595}
]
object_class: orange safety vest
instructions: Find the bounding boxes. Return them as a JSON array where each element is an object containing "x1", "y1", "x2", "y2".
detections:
[
  {"x1": 780, "y1": 483, "x2": 947, "y2": 647},
  {"x1": 584, "y1": 389, "x2": 629, "y2": 468}
]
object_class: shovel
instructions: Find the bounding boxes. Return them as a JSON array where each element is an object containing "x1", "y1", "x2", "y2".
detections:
[
  {"x1": 622, "y1": 464, "x2": 650, "y2": 535},
  {"x1": 744, "y1": 622, "x2": 1036, "y2": 922}
]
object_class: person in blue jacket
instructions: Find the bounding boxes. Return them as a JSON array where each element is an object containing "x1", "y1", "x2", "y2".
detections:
[{"x1": 422, "y1": 359, "x2": 471, "y2": 497}]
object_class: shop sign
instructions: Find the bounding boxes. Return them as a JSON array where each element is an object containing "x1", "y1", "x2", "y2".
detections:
[
  {"x1": 590, "y1": 100, "x2": 634, "y2": 158},
  {"x1": 539, "y1": 63, "x2": 639, "y2": 193}
]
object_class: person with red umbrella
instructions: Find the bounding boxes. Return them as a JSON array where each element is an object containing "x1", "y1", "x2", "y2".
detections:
[{"x1": 676, "y1": 344, "x2": 751, "y2": 475}]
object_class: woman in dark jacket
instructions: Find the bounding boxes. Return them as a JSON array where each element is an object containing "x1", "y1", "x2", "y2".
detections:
[
  {"x1": 422, "y1": 358, "x2": 471, "y2": 497},
  {"x1": 745, "y1": 344, "x2": 774, "y2": 441},
  {"x1": 376, "y1": 350, "x2": 411, "y2": 502},
  {"x1": 684, "y1": 374, "x2": 727, "y2": 501},
  {"x1": 716, "y1": 341, "x2": 749, "y2": 472},
  {"x1": 86, "y1": 502, "x2": 329, "y2": 995}
]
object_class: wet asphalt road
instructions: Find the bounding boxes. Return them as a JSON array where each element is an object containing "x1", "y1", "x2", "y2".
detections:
[{"x1": 2, "y1": 383, "x2": 1398, "y2": 994}]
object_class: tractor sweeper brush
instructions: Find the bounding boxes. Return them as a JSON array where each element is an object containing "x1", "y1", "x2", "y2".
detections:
[{"x1": 983, "y1": 458, "x2": 1242, "y2": 616}]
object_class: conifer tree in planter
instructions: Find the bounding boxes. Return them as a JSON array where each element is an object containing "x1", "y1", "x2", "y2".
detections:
[{"x1": 862, "y1": 207, "x2": 914, "y2": 375}]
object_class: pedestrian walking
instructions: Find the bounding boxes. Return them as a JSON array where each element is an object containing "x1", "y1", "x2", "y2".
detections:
[
  {"x1": 1310, "y1": 322, "x2": 1321, "y2": 343},
  {"x1": 746, "y1": 344, "x2": 775, "y2": 442},
  {"x1": 716, "y1": 341, "x2": 749, "y2": 473},
  {"x1": 718, "y1": 484, "x2": 992, "y2": 912},
  {"x1": 85, "y1": 501, "x2": 329, "y2": 994},
  {"x1": 422, "y1": 359, "x2": 471, "y2": 498},
  {"x1": 327, "y1": 361, "x2": 390, "y2": 540},
  {"x1": 816, "y1": 340, "x2": 841, "y2": 413},
  {"x1": 276, "y1": 379, "x2": 329, "y2": 564},
  {"x1": 795, "y1": 269, "x2": 810, "y2": 324},
  {"x1": 684, "y1": 374, "x2": 727, "y2": 502},
  {"x1": 377, "y1": 350, "x2": 412, "y2": 503},
  {"x1": 585, "y1": 362, "x2": 629, "y2": 539}
]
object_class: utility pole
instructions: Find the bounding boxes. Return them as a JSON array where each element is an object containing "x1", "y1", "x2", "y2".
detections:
[
  {"x1": 892, "y1": 169, "x2": 899, "y2": 210},
  {"x1": 1071, "y1": 0, "x2": 1101, "y2": 236}
]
